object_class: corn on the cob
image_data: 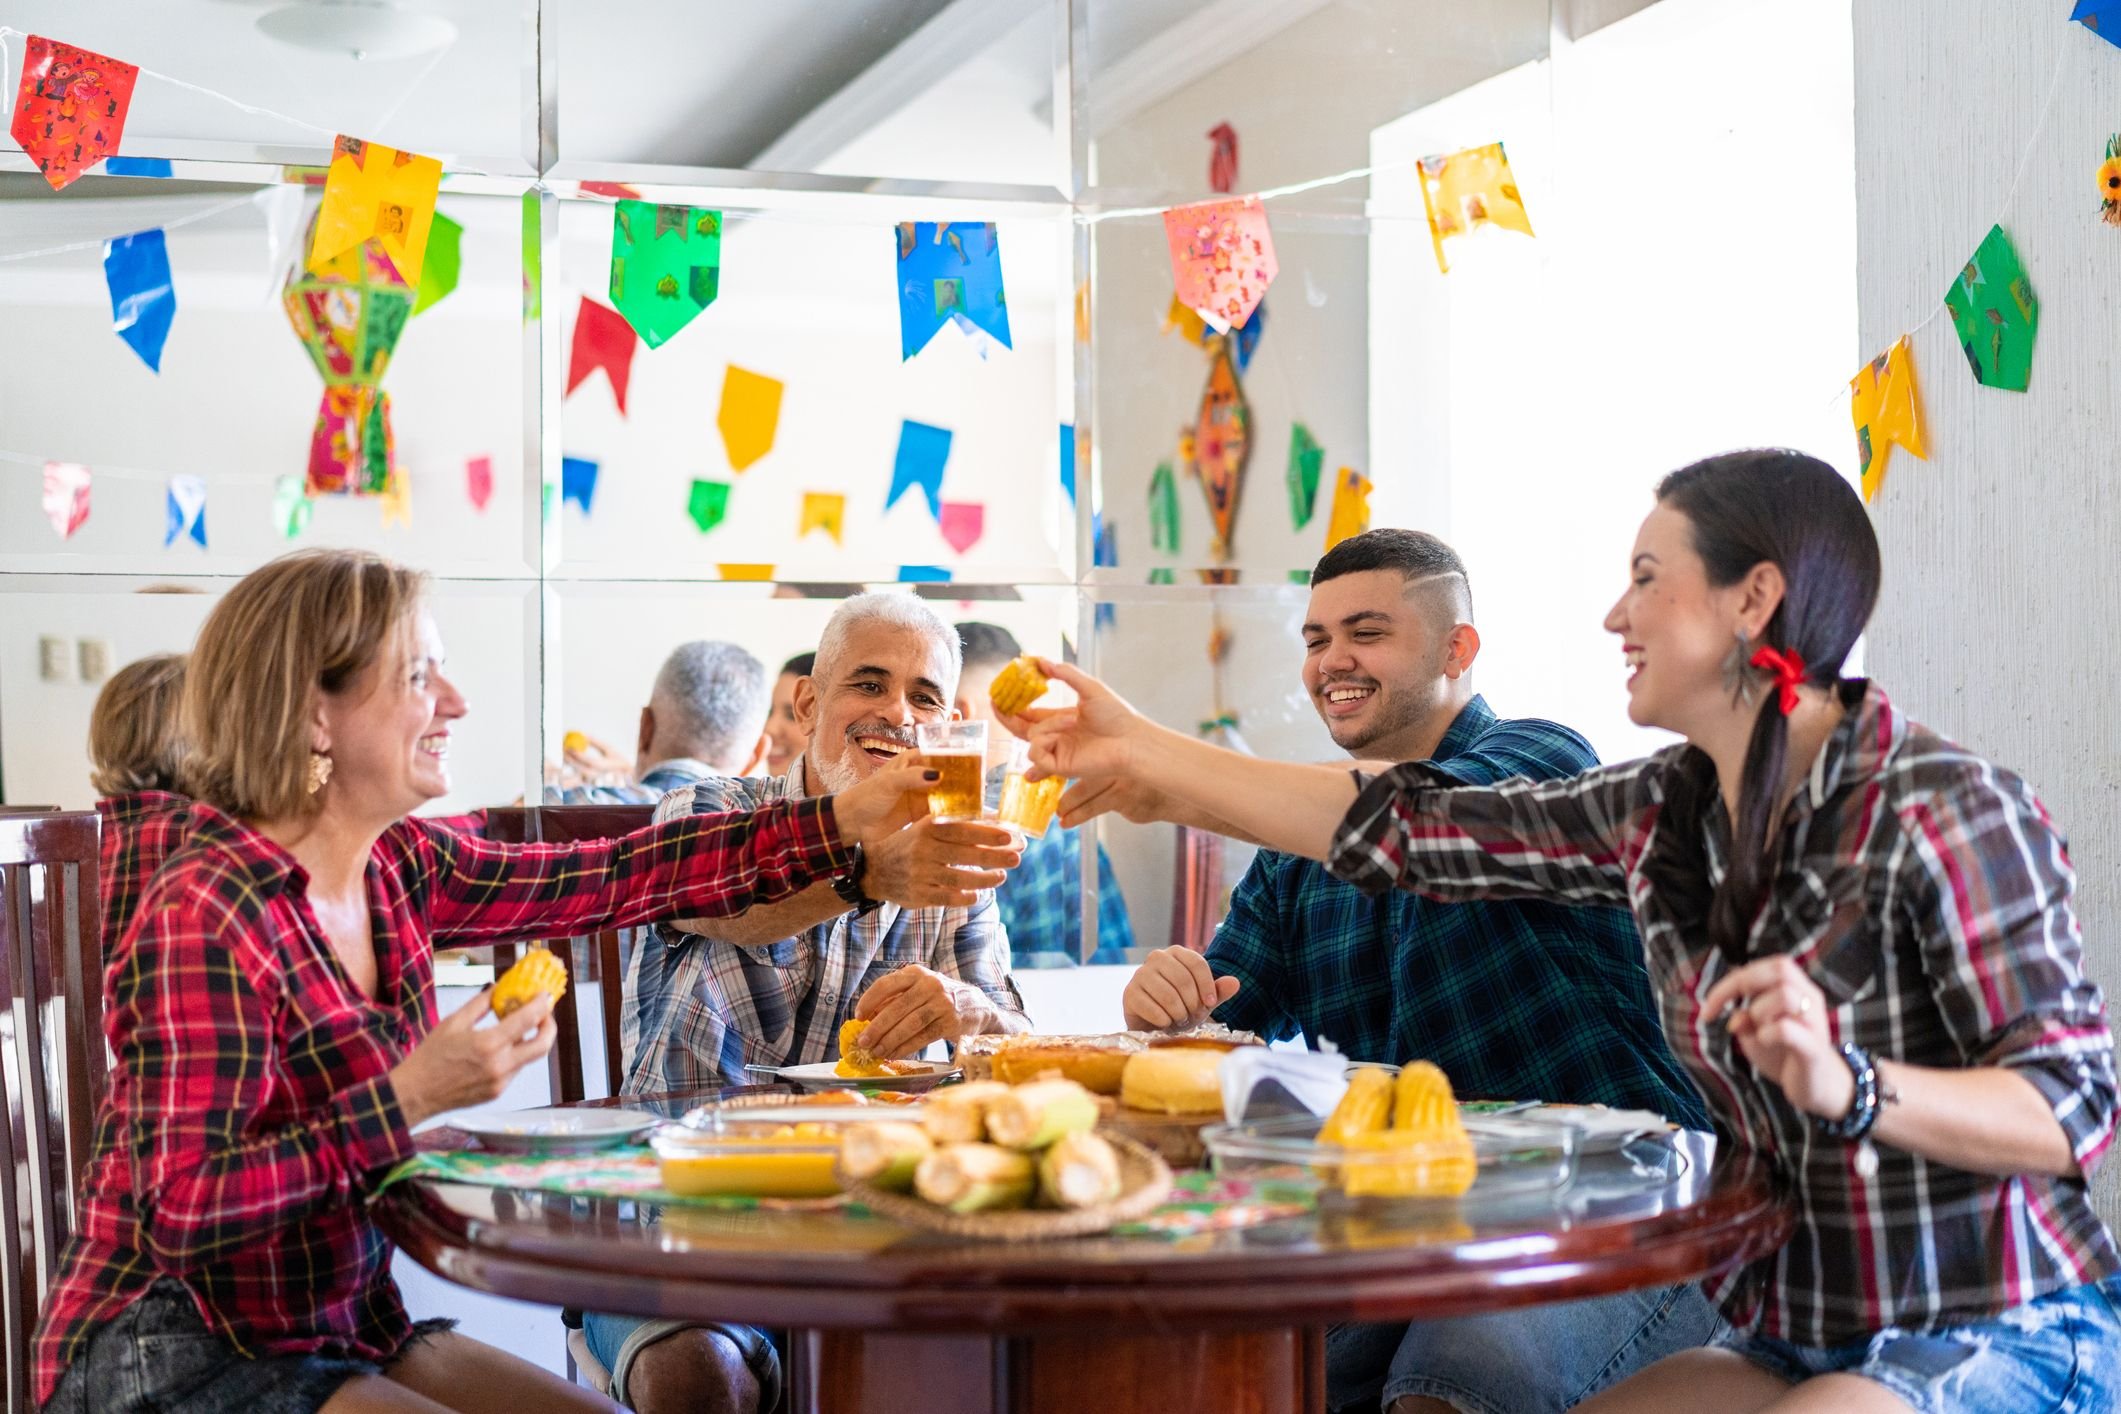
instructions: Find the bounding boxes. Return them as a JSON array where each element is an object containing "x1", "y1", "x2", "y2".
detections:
[
  {"x1": 491, "y1": 947, "x2": 567, "y2": 1019},
  {"x1": 913, "y1": 1143, "x2": 1035, "y2": 1212},
  {"x1": 1338, "y1": 1129, "x2": 1477, "y2": 1198},
  {"x1": 983, "y1": 1079, "x2": 1098, "y2": 1151},
  {"x1": 1318, "y1": 1066, "x2": 1393, "y2": 1146},
  {"x1": 986, "y1": 656, "x2": 1050, "y2": 716},
  {"x1": 1392, "y1": 1060, "x2": 1459, "y2": 1135},
  {"x1": 837, "y1": 1122, "x2": 933, "y2": 1191},
  {"x1": 920, "y1": 1081, "x2": 1010, "y2": 1144},
  {"x1": 835, "y1": 1019, "x2": 889, "y2": 1079},
  {"x1": 1038, "y1": 1131, "x2": 1122, "y2": 1209},
  {"x1": 562, "y1": 730, "x2": 590, "y2": 755}
]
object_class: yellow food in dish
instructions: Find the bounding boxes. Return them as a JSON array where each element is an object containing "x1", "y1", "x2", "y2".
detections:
[
  {"x1": 835, "y1": 1018, "x2": 927, "y2": 1079},
  {"x1": 1318, "y1": 1066, "x2": 1392, "y2": 1146},
  {"x1": 990, "y1": 1044, "x2": 1133, "y2": 1095},
  {"x1": 658, "y1": 1142, "x2": 842, "y2": 1198},
  {"x1": 490, "y1": 947, "x2": 567, "y2": 1020},
  {"x1": 1392, "y1": 1060, "x2": 1457, "y2": 1134},
  {"x1": 1118, "y1": 1047, "x2": 1224, "y2": 1116},
  {"x1": 1336, "y1": 1129, "x2": 1477, "y2": 1198},
  {"x1": 986, "y1": 656, "x2": 1050, "y2": 715},
  {"x1": 1326, "y1": 1059, "x2": 1478, "y2": 1198}
]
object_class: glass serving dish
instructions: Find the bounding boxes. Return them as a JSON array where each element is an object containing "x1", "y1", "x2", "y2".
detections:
[
  {"x1": 1202, "y1": 1113, "x2": 1579, "y2": 1205},
  {"x1": 649, "y1": 1124, "x2": 843, "y2": 1199}
]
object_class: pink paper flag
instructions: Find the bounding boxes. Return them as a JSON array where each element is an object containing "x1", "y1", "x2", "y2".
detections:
[
  {"x1": 938, "y1": 500, "x2": 985, "y2": 554},
  {"x1": 42, "y1": 460, "x2": 91, "y2": 538},
  {"x1": 466, "y1": 454, "x2": 493, "y2": 511},
  {"x1": 1163, "y1": 195, "x2": 1277, "y2": 334}
]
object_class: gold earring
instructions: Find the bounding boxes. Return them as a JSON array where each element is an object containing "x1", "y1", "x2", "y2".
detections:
[{"x1": 308, "y1": 752, "x2": 334, "y2": 794}]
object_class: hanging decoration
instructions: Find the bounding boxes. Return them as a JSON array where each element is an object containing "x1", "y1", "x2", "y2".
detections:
[
  {"x1": 799, "y1": 492, "x2": 847, "y2": 544},
  {"x1": 887, "y1": 420, "x2": 952, "y2": 519},
  {"x1": 1418, "y1": 142, "x2": 1535, "y2": 274},
  {"x1": 1162, "y1": 293, "x2": 1212, "y2": 347},
  {"x1": 410, "y1": 210, "x2": 462, "y2": 316},
  {"x1": 1074, "y1": 280, "x2": 1091, "y2": 343},
  {"x1": 1943, "y1": 224, "x2": 2038, "y2": 391},
  {"x1": 1287, "y1": 423, "x2": 1323, "y2": 529},
  {"x1": 308, "y1": 136, "x2": 443, "y2": 287},
  {"x1": 717, "y1": 365, "x2": 783, "y2": 471},
  {"x1": 42, "y1": 461, "x2": 91, "y2": 539},
  {"x1": 1324, "y1": 467, "x2": 1371, "y2": 552},
  {"x1": 899, "y1": 565, "x2": 952, "y2": 583},
  {"x1": 521, "y1": 191, "x2": 542, "y2": 322},
  {"x1": 2103, "y1": 136, "x2": 2121, "y2": 223},
  {"x1": 1193, "y1": 342, "x2": 1252, "y2": 557},
  {"x1": 687, "y1": 478, "x2": 731, "y2": 533},
  {"x1": 272, "y1": 474, "x2": 313, "y2": 539},
  {"x1": 2074, "y1": 1, "x2": 2121, "y2": 46},
  {"x1": 561, "y1": 455, "x2": 599, "y2": 513},
  {"x1": 105, "y1": 228, "x2": 175, "y2": 372},
  {"x1": 1850, "y1": 336, "x2": 1928, "y2": 504},
  {"x1": 609, "y1": 201, "x2": 722, "y2": 348},
  {"x1": 1149, "y1": 460, "x2": 1181, "y2": 553},
  {"x1": 719, "y1": 563, "x2": 774, "y2": 580},
  {"x1": 164, "y1": 474, "x2": 207, "y2": 549},
  {"x1": 1060, "y1": 422, "x2": 1078, "y2": 504},
  {"x1": 103, "y1": 156, "x2": 168, "y2": 178},
  {"x1": 939, "y1": 501, "x2": 986, "y2": 555},
  {"x1": 305, "y1": 387, "x2": 398, "y2": 496},
  {"x1": 896, "y1": 221, "x2": 1013, "y2": 359},
  {"x1": 1164, "y1": 195, "x2": 1277, "y2": 334},
  {"x1": 1208, "y1": 122, "x2": 1239, "y2": 194},
  {"x1": 566, "y1": 296, "x2": 638, "y2": 412},
  {"x1": 10, "y1": 35, "x2": 139, "y2": 191},
  {"x1": 283, "y1": 208, "x2": 411, "y2": 496},
  {"x1": 466, "y1": 454, "x2": 493, "y2": 511},
  {"x1": 1233, "y1": 298, "x2": 1266, "y2": 373},
  {"x1": 379, "y1": 463, "x2": 411, "y2": 526}
]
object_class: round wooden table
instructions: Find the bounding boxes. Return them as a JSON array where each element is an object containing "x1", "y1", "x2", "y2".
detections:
[{"x1": 380, "y1": 1093, "x2": 1792, "y2": 1414}]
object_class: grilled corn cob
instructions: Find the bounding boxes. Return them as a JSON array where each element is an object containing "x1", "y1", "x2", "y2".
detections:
[
  {"x1": 1337, "y1": 1129, "x2": 1478, "y2": 1198},
  {"x1": 491, "y1": 947, "x2": 567, "y2": 1019},
  {"x1": 1317, "y1": 1066, "x2": 1393, "y2": 1146},
  {"x1": 986, "y1": 656, "x2": 1050, "y2": 715},
  {"x1": 913, "y1": 1143, "x2": 1035, "y2": 1213},
  {"x1": 1392, "y1": 1060, "x2": 1459, "y2": 1135}
]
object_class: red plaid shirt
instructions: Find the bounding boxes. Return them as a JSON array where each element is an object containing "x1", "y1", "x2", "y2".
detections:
[
  {"x1": 35, "y1": 795, "x2": 849, "y2": 1403},
  {"x1": 94, "y1": 790, "x2": 191, "y2": 949}
]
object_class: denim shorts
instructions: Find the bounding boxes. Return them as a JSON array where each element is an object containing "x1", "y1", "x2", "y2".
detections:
[
  {"x1": 580, "y1": 1308, "x2": 782, "y2": 1409},
  {"x1": 1715, "y1": 1277, "x2": 2121, "y2": 1413},
  {"x1": 43, "y1": 1278, "x2": 455, "y2": 1414}
]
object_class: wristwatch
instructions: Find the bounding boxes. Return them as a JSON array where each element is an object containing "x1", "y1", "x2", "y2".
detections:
[{"x1": 830, "y1": 842, "x2": 883, "y2": 915}]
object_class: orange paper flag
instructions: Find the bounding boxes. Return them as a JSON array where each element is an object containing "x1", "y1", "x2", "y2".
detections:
[
  {"x1": 309, "y1": 136, "x2": 444, "y2": 287},
  {"x1": 1324, "y1": 467, "x2": 1371, "y2": 552},
  {"x1": 718, "y1": 365, "x2": 784, "y2": 472},
  {"x1": 1418, "y1": 142, "x2": 1534, "y2": 274},
  {"x1": 799, "y1": 492, "x2": 846, "y2": 545},
  {"x1": 719, "y1": 563, "x2": 775, "y2": 581},
  {"x1": 1849, "y1": 336, "x2": 1927, "y2": 504}
]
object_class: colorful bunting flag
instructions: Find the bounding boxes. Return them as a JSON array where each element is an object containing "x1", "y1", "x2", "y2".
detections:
[
  {"x1": 567, "y1": 296, "x2": 638, "y2": 413},
  {"x1": 1418, "y1": 142, "x2": 1535, "y2": 274},
  {"x1": 1850, "y1": 336, "x2": 1928, "y2": 504},
  {"x1": 939, "y1": 501, "x2": 985, "y2": 555},
  {"x1": 164, "y1": 474, "x2": 207, "y2": 549},
  {"x1": 1149, "y1": 460, "x2": 1180, "y2": 553},
  {"x1": 1208, "y1": 122, "x2": 1239, "y2": 194},
  {"x1": 466, "y1": 455, "x2": 493, "y2": 511},
  {"x1": 379, "y1": 465, "x2": 411, "y2": 527},
  {"x1": 102, "y1": 156, "x2": 168, "y2": 178},
  {"x1": 888, "y1": 420, "x2": 952, "y2": 519},
  {"x1": 609, "y1": 201, "x2": 721, "y2": 348},
  {"x1": 1074, "y1": 281, "x2": 1091, "y2": 343},
  {"x1": 896, "y1": 221, "x2": 1013, "y2": 359},
  {"x1": 717, "y1": 365, "x2": 783, "y2": 471},
  {"x1": 1194, "y1": 343, "x2": 1251, "y2": 554},
  {"x1": 1233, "y1": 297, "x2": 1266, "y2": 372},
  {"x1": 307, "y1": 386, "x2": 397, "y2": 496},
  {"x1": 561, "y1": 455, "x2": 599, "y2": 514},
  {"x1": 11, "y1": 36, "x2": 139, "y2": 190},
  {"x1": 799, "y1": 492, "x2": 847, "y2": 544},
  {"x1": 1163, "y1": 293, "x2": 1211, "y2": 347},
  {"x1": 899, "y1": 565, "x2": 953, "y2": 583},
  {"x1": 105, "y1": 228, "x2": 175, "y2": 372},
  {"x1": 1164, "y1": 196, "x2": 1277, "y2": 334},
  {"x1": 521, "y1": 191, "x2": 542, "y2": 322},
  {"x1": 309, "y1": 136, "x2": 443, "y2": 287},
  {"x1": 719, "y1": 563, "x2": 775, "y2": 581},
  {"x1": 688, "y1": 478, "x2": 732, "y2": 533},
  {"x1": 272, "y1": 474, "x2": 313, "y2": 539},
  {"x1": 1944, "y1": 224, "x2": 2039, "y2": 391},
  {"x1": 1060, "y1": 423, "x2": 1077, "y2": 504},
  {"x1": 2074, "y1": 1, "x2": 2121, "y2": 47},
  {"x1": 41, "y1": 461, "x2": 91, "y2": 539},
  {"x1": 2101, "y1": 134, "x2": 2121, "y2": 224},
  {"x1": 410, "y1": 210, "x2": 462, "y2": 316},
  {"x1": 1324, "y1": 467, "x2": 1371, "y2": 552},
  {"x1": 1148, "y1": 567, "x2": 1176, "y2": 586},
  {"x1": 1287, "y1": 423, "x2": 1323, "y2": 529}
]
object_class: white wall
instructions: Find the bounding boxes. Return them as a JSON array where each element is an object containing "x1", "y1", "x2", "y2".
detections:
[{"x1": 1854, "y1": 3, "x2": 2121, "y2": 1222}]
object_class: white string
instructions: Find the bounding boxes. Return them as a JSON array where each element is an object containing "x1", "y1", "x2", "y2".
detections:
[
  {"x1": 0, "y1": 26, "x2": 340, "y2": 139},
  {"x1": 1082, "y1": 156, "x2": 1427, "y2": 224},
  {"x1": 0, "y1": 444, "x2": 292, "y2": 487},
  {"x1": 0, "y1": 191, "x2": 261, "y2": 262}
]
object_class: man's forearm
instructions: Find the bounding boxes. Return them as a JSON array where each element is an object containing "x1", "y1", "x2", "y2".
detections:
[{"x1": 673, "y1": 880, "x2": 850, "y2": 947}]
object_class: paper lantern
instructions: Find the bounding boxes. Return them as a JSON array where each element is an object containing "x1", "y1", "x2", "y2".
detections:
[{"x1": 283, "y1": 209, "x2": 413, "y2": 386}]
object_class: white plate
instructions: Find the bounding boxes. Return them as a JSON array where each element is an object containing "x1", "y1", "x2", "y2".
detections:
[
  {"x1": 679, "y1": 1104, "x2": 918, "y2": 1128},
  {"x1": 1522, "y1": 1104, "x2": 1674, "y2": 1153},
  {"x1": 774, "y1": 1061, "x2": 957, "y2": 1091},
  {"x1": 452, "y1": 1106, "x2": 660, "y2": 1154}
]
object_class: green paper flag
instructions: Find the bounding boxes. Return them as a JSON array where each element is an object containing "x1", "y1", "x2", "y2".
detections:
[
  {"x1": 1287, "y1": 423, "x2": 1323, "y2": 528},
  {"x1": 1943, "y1": 224, "x2": 2038, "y2": 392},
  {"x1": 1149, "y1": 460, "x2": 1181, "y2": 553},
  {"x1": 1149, "y1": 567, "x2": 1176, "y2": 585},
  {"x1": 273, "y1": 474, "x2": 313, "y2": 539},
  {"x1": 1288, "y1": 569, "x2": 1310, "y2": 584},
  {"x1": 411, "y1": 211, "x2": 462, "y2": 316},
  {"x1": 521, "y1": 191, "x2": 542, "y2": 323},
  {"x1": 610, "y1": 201, "x2": 721, "y2": 349},
  {"x1": 688, "y1": 478, "x2": 732, "y2": 533}
]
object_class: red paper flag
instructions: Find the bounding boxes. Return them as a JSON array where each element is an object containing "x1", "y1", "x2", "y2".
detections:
[
  {"x1": 11, "y1": 36, "x2": 139, "y2": 191},
  {"x1": 466, "y1": 454, "x2": 493, "y2": 511},
  {"x1": 1208, "y1": 122, "x2": 1238, "y2": 194},
  {"x1": 567, "y1": 295, "x2": 637, "y2": 414},
  {"x1": 42, "y1": 461, "x2": 91, "y2": 538},
  {"x1": 938, "y1": 501, "x2": 985, "y2": 554},
  {"x1": 1164, "y1": 196, "x2": 1277, "y2": 335}
]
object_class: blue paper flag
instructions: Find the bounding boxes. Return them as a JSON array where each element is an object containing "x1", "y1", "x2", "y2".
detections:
[
  {"x1": 105, "y1": 228, "x2": 175, "y2": 373},
  {"x1": 2074, "y1": 0, "x2": 2121, "y2": 46},
  {"x1": 1059, "y1": 423, "x2": 1077, "y2": 504},
  {"x1": 887, "y1": 420, "x2": 952, "y2": 519},
  {"x1": 164, "y1": 474, "x2": 207, "y2": 549},
  {"x1": 561, "y1": 455, "x2": 600, "y2": 514},
  {"x1": 1092, "y1": 513, "x2": 1117, "y2": 630},
  {"x1": 104, "y1": 157, "x2": 173, "y2": 178},
  {"x1": 898, "y1": 565, "x2": 953, "y2": 583},
  {"x1": 896, "y1": 221, "x2": 1012, "y2": 360},
  {"x1": 1234, "y1": 297, "x2": 1266, "y2": 372}
]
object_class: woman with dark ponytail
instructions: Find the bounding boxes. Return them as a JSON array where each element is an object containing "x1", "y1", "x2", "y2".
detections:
[{"x1": 1013, "y1": 449, "x2": 2121, "y2": 1412}]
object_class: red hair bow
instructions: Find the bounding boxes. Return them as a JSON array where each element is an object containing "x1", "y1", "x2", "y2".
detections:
[{"x1": 1748, "y1": 645, "x2": 1809, "y2": 715}]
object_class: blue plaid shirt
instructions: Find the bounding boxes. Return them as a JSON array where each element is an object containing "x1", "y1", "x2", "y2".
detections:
[
  {"x1": 546, "y1": 757, "x2": 718, "y2": 806},
  {"x1": 1209, "y1": 696, "x2": 1707, "y2": 1126},
  {"x1": 994, "y1": 823, "x2": 1135, "y2": 968}
]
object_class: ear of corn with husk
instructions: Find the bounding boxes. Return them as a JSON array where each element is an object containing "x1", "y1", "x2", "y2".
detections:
[
  {"x1": 1038, "y1": 1131, "x2": 1122, "y2": 1209},
  {"x1": 986, "y1": 656, "x2": 1050, "y2": 715},
  {"x1": 913, "y1": 1142, "x2": 1035, "y2": 1213},
  {"x1": 491, "y1": 947, "x2": 567, "y2": 1019},
  {"x1": 920, "y1": 1081, "x2": 1011, "y2": 1144},
  {"x1": 837, "y1": 1122, "x2": 933, "y2": 1191},
  {"x1": 983, "y1": 1079, "x2": 1098, "y2": 1151}
]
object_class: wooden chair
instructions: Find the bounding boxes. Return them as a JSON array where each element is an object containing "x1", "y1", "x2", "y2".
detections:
[{"x1": 0, "y1": 811, "x2": 104, "y2": 1414}]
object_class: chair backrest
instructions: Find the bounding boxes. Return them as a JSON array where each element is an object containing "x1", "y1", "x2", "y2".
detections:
[
  {"x1": 480, "y1": 805, "x2": 653, "y2": 1104},
  {"x1": 0, "y1": 811, "x2": 103, "y2": 1413}
]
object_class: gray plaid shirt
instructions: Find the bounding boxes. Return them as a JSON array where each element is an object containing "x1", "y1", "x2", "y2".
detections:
[{"x1": 620, "y1": 755, "x2": 1025, "y2": 1095}]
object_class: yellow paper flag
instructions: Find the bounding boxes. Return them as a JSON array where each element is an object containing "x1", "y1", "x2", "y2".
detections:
[
  {"x1": 1418, "y1": 142, "x2": 1534, "y2": 275},
  {"x1": 1850, "y1": 335, "x2": 1927, "y2": 504},
  {"x1": 1074, "y1": 280, "x2": 1091, "y2": 343},
  {"x1": 309, "y1": 136, "x2": 444, "y2": 287},
  {"x1": 718, "y1": 563, "x2": 775, "y2": 581},
  {"x1": 799, "y1": 492, "x2": 846, "y2": 545},
  {"x1": 717, "y1": 365, "x2": 784, "y2": 473},
  {"x1": 379, "y1": 469, "x2": 411, "y2": 528},
  {"x1": 1324, "y1": 466, "x2": 1372, "y2": 552},
  {"x1": 1162, "y1": 292, "x2": 1210, "y2": 347}
]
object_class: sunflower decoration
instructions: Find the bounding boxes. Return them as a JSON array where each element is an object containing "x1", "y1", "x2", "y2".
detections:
[{"x1": 2101, "y1": 135, "x2": 2121, "y2": 226}]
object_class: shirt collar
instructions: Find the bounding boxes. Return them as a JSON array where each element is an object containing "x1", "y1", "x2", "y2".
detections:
[
  {"x1": 1428, "y1": 695, "x2": 1497, "y2": 764},
  {"x1": 1790, "y1": 679, "x2": 1897, "y2": 818},
  {"x1": 176, "y1": 800, "x2": 309, "y2": 895},
  {"x1": 96, "y1": 788, "x2": 188, "y2": 825},
  {"x1": 784, "y1": 753, "x2": 816, "y2": 800}
]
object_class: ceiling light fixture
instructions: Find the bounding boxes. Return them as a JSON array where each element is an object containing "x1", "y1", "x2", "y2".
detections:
[{"x1": 256, "y1": 1, "x2": 458, "y2": 62}]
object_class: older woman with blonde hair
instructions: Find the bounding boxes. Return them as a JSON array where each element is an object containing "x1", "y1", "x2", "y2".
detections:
[
  {"x1": 35, "y1": 549, "x2": 940, "y2": 1414},
  {"x1": 87, "y1": 651, "x2": 192, "y2": 946}
]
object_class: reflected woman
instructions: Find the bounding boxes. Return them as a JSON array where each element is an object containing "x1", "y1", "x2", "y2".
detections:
[
  {"x1": 87, "y1": 651, "x2": 192, "y2": 947},
  {"x1": 36, "y1": 549, "x2": 937, "y2": 1414}
]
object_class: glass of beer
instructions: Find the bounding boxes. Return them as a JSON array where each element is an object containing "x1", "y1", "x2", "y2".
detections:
[
  {"x1": 995, "y1": 737, "x2": 1064, "y2": 837},
  {"x1": 914, "y1": 720, "x2": 987, "y2": 821}
]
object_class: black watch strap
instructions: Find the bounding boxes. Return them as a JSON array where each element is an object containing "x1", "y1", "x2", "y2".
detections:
[{"x1": 831, "y1": 842, "x2": 882, "y2": 915}]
